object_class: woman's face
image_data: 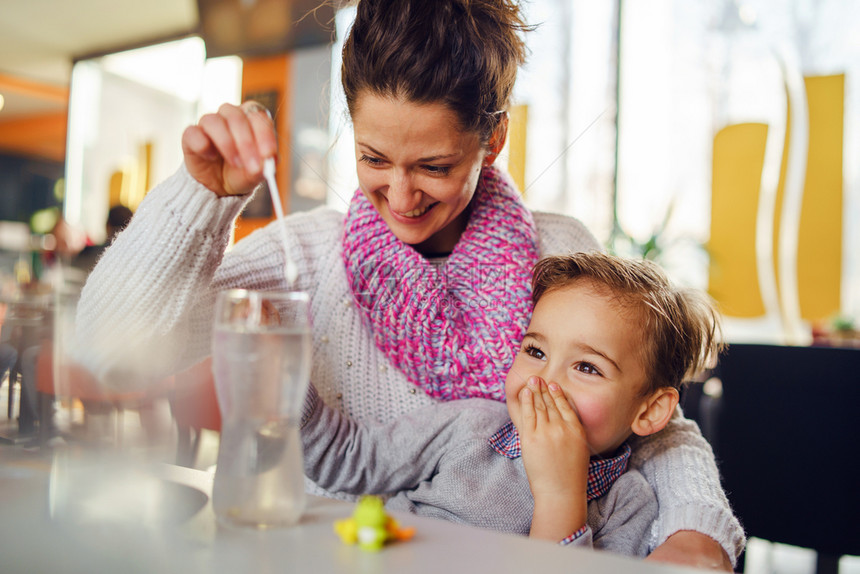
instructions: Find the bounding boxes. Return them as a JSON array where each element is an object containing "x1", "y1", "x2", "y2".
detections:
[{"x1": 351, "y1": 92, "x2": 491, "y2": 255}]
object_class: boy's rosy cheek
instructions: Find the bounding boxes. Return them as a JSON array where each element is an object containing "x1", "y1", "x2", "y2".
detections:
[
  {"x1": 503, "y1": 362, "x2": 528, "y2": 396},
  {"x1": 571, "y1": 398, "x2": 610, "y2": 429},
  {"x1": 503, "y1": 380, "x2": 519, "y2": 405}
]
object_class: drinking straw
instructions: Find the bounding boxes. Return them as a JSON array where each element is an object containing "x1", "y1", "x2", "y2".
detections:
[{"x1": 263, "y1": 157, "x2": 298, "y2": 285}]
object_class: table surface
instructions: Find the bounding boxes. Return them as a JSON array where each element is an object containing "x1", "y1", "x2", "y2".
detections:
[{"x1": 0, "y1": 448, "x2": 706, "y2": 574}]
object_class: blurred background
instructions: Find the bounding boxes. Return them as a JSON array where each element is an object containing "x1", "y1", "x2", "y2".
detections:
[
  {"x1": 2, "y1": 0, "x2": 858, "y2": 346},
  {"x1": 1, "y1": 1, "x2": 859, "y2": 572}
]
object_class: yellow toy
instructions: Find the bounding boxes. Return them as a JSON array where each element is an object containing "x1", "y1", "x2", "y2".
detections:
[{"x1": 334, "y1": 495, "x2": 415, "y2": 552}]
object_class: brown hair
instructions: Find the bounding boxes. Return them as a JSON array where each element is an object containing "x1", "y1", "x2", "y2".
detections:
[
  {"x1": 341, "y1": 0, "x2": 530, "y2": 143},
  {"x1": 531, "y1": 252, "x2": 724, "y2": 395}
]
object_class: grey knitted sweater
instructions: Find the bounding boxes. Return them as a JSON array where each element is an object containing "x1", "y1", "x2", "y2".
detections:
[
  {"x1": 76, "y1": 166, "x2": 744, "y2": 562},
  {"x1": 301, "y1": 385, "x2": 657, "y2": 556}
]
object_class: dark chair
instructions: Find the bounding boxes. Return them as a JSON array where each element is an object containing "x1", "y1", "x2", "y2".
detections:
[{"x1": 710, "y1": 343, "x2": 860, "y2": 574}]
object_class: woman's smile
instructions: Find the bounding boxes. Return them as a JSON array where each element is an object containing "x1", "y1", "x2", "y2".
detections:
[
  {"x1": 390, "y1": 201, "x2": 440, "y2": 222},
  {"x1": 351, "y1": 92, "x2": 490, "y2": 255}
]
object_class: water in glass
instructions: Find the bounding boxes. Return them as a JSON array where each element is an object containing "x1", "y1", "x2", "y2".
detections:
[{"x1": 211, "y1": 291, "x2": 311, "y2": 529}]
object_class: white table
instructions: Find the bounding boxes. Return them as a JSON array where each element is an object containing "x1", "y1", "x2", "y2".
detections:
[{"x1": 0, "y1": 449, "x2": 706, "y2": 573}]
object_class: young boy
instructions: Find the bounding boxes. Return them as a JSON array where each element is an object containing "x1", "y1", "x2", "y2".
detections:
[{"x1": 300, "y1": 251, "x2": 729, "y2": 557}]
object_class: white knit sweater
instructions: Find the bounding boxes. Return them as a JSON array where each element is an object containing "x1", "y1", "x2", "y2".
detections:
[{"x1": 76, "y1": 165, "x2": 744, "y2": 562}]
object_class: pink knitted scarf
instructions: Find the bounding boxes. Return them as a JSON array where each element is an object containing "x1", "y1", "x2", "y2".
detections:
[{"x1": 342, "y1": 166, "x2": 539, "y2": 401}]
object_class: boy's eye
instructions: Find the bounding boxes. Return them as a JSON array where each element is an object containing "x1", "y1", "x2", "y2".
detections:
[
  {"x1": 523, "y1": 344, "x2": 545, "y2": 360},
  {"x1": 574, "y1": 362, "x2": 602, "y2": 376}
]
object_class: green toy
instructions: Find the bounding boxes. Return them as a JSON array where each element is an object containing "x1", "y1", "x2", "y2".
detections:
[{"x1": 333, "y1": 495, "x2": 415, "y2": 552}]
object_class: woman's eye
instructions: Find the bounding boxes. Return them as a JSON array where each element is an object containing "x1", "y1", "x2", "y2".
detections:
[
  {"x1": 523, "y1": 344, "x2": 545, "y2": 360},
  {"x1": 575, "y1": 362, "x2": 602, "y2": 376},
  {"x1": 359, "y1": 154, "x2": 384, "y2": 167},
  {"x1": 422, "y1": 165, "x2": 451, "y2": 176}
]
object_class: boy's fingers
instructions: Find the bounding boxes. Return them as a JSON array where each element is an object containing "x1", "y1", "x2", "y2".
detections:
[
  {"x1": 519, "y1": 386, "x2": 536, "y2": 430},
  {"x1": 540, "y1": 379, "x2": 561, "y2": 420},
  {"x1": 527, "y1": 377, "x2": 548, "y2": 418},
  {"x1": 547, "y1": 382, "x2": 578, "y2": 422}
]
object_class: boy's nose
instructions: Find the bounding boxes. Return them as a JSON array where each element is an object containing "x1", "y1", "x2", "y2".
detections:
[{"x1": 534, "y1": 364, "x2": 563, "y2": 386}]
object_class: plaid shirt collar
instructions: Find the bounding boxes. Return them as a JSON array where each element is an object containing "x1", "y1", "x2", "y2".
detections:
[{"x1": 488, "y1": 421, "x2": 632, "y2": 501}]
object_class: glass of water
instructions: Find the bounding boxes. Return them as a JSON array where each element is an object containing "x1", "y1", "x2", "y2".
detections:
[{"x1": 211, "y1": 289, "x2": 311, "y2": 529}]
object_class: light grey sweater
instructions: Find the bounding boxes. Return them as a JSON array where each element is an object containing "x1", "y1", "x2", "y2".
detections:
[
  {"x1": 75, "y1": 165, "x2": 744, "y2": 562},
  {"x1": 300, "y1": 385, "x2": 657, "y2": 556}
]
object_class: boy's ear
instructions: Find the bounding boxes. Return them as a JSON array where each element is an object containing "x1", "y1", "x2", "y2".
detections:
[{"x1": 631, "y1": 387, "x2": 679, "y2": 437}]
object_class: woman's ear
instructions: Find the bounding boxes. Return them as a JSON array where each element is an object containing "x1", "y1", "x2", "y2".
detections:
[
  {"x1": 483, "y1": 113, "x2": 509, "y2": 166},
  {"x1": 631, "y1": 387, "x2": 679, "y2": 437}
]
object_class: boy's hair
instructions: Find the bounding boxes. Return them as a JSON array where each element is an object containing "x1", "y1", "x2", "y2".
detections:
[
  {"x1": 341, "y1": 0, "x2": 530, "y2": 144},
  {"x1": 531, "y1": 252, "x2": 723, "y2": 396}
]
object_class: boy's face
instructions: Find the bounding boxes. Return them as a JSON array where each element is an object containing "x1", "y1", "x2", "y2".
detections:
[{"x1": 505, "y1": 281, "x2": 651, "y2": 456}]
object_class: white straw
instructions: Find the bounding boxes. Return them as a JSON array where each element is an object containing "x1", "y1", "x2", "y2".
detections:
[{"x1": 263, "y1": 157, "x2": 298, "y2": 285}]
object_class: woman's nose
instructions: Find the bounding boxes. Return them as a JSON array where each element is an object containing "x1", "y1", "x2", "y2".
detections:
[{"x1": 386, "y1": 169, "x2": 419, "y2": 212}]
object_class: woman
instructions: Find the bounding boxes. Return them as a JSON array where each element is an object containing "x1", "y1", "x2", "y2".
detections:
[{"x1": 77, "y1": 0, "x2": 742, "y2": 567}]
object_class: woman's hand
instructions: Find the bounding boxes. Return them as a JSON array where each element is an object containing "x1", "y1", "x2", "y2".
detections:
[
  {"x1": 518, "y1": 376, "x2": 590, "y2": 542},
  {"x1": 646, "y1": 531, "x2": 733, "y2": 571},
  {"x1": 181, "y1": 101, "x2": 277, "y2": 197}
]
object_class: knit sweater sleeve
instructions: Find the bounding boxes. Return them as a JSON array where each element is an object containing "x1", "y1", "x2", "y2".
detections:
[
  {"x1": 531, "y1": 211, "x2": 603, "y2": 257},
  {"x1": 74, "y1": 165, "x2": 316, "y2": 390},
  {"x1": 628, "y1": 409, "x2": 746, "y2": 565},
  {"x1": 74, "y1": 165, "x2": 243, "y2": 389}
]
